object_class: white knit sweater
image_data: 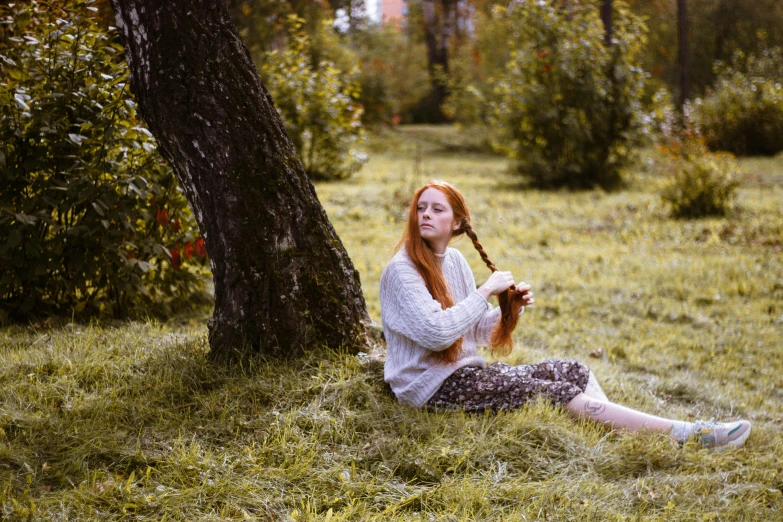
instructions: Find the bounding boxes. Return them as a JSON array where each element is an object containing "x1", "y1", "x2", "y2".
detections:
[{"x1": 380, "y1": 246, "x2": 505, "y2": 407}]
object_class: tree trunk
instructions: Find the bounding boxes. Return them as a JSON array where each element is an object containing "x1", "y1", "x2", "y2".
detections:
[
  {"x1": 677, "y1": 0, "x2": 690, "y2": 110},
  {"x1": 109, "y1": 0, "x2": 371, "y2": 358},
  {"x1": 600, "y1": 0, "x2": 613, "y2": 46},
  {"x1": 421, "y1": 0, "x2": 456, "y2": 121}
]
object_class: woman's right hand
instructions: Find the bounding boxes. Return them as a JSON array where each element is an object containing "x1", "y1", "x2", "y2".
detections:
[{"x1": 478, "y1": 271, "x2": 515, "y2": 300}]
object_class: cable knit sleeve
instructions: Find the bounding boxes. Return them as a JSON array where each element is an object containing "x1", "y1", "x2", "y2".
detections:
[
  {"x1": 473, "y1": 306, "x2": 502, "y2": 346},
  {"x1": 381, "y1": 260, "x2": 490, "y2": 351}
]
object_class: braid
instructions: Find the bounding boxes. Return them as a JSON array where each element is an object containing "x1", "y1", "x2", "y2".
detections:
[
  {"x1": 460, "y1": 218, "x2": 523, "y2": 357},
  {"x1": 461, "y1": 219, "x2": 497, "y2": 272}
]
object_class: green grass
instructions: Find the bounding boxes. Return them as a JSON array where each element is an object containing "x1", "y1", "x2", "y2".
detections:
[{"x1": 1, "y1": 126, "x2": 782, "y2": 520}]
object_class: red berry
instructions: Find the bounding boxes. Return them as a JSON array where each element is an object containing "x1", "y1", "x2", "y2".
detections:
[
  {"x1": 195, "y1": 237, "x2": 207, "y2": 258},
  {"x1": 170, "y1": 247, "x2": 181, "y2": 269},
  {"x1": 156, "y1": 208, "x2": 169, "y2": 227}
]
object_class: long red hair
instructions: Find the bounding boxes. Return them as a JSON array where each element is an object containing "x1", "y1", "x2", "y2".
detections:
[{"x1": 395, "y1": 180, "x2": 525, "y2": 363}]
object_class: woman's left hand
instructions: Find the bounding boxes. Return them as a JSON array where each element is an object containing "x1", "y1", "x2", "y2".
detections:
[{"x1": 514, "y1": 282, "x2": 534, "y2": 307}]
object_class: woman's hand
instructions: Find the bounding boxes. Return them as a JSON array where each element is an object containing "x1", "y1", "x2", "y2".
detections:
[
  {"x1": 477, "y1": 271, "x2": 516, "y2": 300},
  {"x1": 513, "y1": 282, "x2": 534, "y2": 307}
]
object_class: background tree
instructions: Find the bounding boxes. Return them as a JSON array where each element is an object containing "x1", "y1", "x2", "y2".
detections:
[
  {"x1": 420, "y1": 0, "x2": 459, "y2": 122},
  {"x1": 108, "y1": 0, "x2": 371, "y2": 358},
  {"x1": 348, "y1": 20, "x2": 432, "y2": 125},
  {"x1": 677, "y1": 0, "x2": 689, "y2": 110},
  {"x1": 486, "y1": 0, "x2": 649, "y2": 188},
  {"x1": 627, "y1": 0, "x2": 783, "y2": 103},
  {"x1": 601, "y1": 0, "x2": 613, "y2": 46}
]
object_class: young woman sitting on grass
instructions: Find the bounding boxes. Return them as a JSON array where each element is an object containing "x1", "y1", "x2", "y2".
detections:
[{"x1": 379, "y1": 180, "x2": 751, "y2": 450}]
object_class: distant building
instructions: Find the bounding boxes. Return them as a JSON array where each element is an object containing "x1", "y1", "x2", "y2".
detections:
[{"x1": 376, "y1": 0, "x2": 407, "y2": 26}]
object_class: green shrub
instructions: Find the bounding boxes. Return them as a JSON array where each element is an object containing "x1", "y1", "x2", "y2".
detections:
[
  {"x1": 486, "y1": 0, "x2": 650, "y2": 189},
  {"x1": 0, "y1": 0, "x2": 209, "y2": 320},
  {"x1": 647, "y1": 88, "x2": 682, "y2": 142},
  {"x1": 659, "y1": 141, "x2": 740, "y2": 218},
  {"x1": 259, "y1": 16, "x2": 367, "y2": 180},
  {"x1": 692, "y1": 47, "x2": 783, "y2": 156}
]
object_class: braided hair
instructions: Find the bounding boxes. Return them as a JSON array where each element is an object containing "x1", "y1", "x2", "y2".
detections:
[
  {"x1": 396, "y1": 181, "x2": 524, "y2": 361},
  {"x1": 460, "y1": 219, "x2": 525, "y2": 356}
]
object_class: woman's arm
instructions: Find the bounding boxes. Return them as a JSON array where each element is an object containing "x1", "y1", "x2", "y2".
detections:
[{"x1": 381, "y1": 262, "x2": 490, "y2": 351}]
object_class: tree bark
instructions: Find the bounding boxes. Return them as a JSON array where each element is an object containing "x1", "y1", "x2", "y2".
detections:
[
  {"x1": 109, "y1": 0, "x2": 371, "y2": 358},
  {"x1": 677, "y1": 0, "x2": 690, "y2": 110},
  {"x1": 421, "y1": 0, "x2": 457, "y2": 121}
]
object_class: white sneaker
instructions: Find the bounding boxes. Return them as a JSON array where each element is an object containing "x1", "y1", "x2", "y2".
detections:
[{"x1": 692, "y1": 419, "x2": 752, "y2": 450}]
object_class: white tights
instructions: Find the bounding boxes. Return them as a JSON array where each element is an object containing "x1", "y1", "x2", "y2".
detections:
[{"x1": 566, "y1": 372, "x2": 688, "y2": 437}]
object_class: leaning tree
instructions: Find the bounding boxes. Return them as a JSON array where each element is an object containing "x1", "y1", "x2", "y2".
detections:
[{"x1": 108, "y1": 0, "x2": 372, "y2": 358}]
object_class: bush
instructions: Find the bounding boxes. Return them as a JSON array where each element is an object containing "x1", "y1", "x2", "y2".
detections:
[
  {"x1": 647, "y1": 88, "x2": 681, "y2": 142},
  {"x1": 0, "y1": 0, "x2": 210, "y2": 320},
  {"x1": 486, "y1": 1, "x2": 650, "y2": 189},
  {"x1": 259, "y1": 16, "x2": 367, "y2": 180},
  {"x1": 692, "y1": 47, "x2": 783, "y2": 156},
  {"x1": 659, "y1": 141, "x2": 740, "y2": 218}
]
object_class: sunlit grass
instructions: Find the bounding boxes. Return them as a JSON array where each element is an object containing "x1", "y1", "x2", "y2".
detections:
[{"x1": 1, "y1": 126, "x2": 782, "y2": 520}]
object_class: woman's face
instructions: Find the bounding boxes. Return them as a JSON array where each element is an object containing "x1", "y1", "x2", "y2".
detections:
[{"x1": 416, "y1": 187, "x2": 459, "y2": 248}]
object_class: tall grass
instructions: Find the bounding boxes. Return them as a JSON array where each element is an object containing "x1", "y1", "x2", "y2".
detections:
[{"x1": 1, "y1": 126, "x2": 782, "y2": 520}]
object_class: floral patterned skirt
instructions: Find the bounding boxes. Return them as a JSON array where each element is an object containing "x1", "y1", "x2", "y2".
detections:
[{"x1": 426, "y1": 359, "x2": 589, "y2": 412}]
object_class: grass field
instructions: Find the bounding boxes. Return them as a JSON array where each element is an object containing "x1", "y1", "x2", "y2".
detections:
[{"x1": 1, "y1": 125, "x2": 782, "y2": 520}]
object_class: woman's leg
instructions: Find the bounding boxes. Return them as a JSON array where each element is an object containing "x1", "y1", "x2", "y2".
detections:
[
  {"x1": 583, "y1": 371, "x2": 609, "y2": 401},
  {"x1": 427, "y1": 364, "x2": 751, "y2": 449},
  {"x1": 564, "y1": 393, "x2": 752, "y2": 448},
  {"x1": 565, "y1": 392, "x2": 678, "y2": 433}
]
